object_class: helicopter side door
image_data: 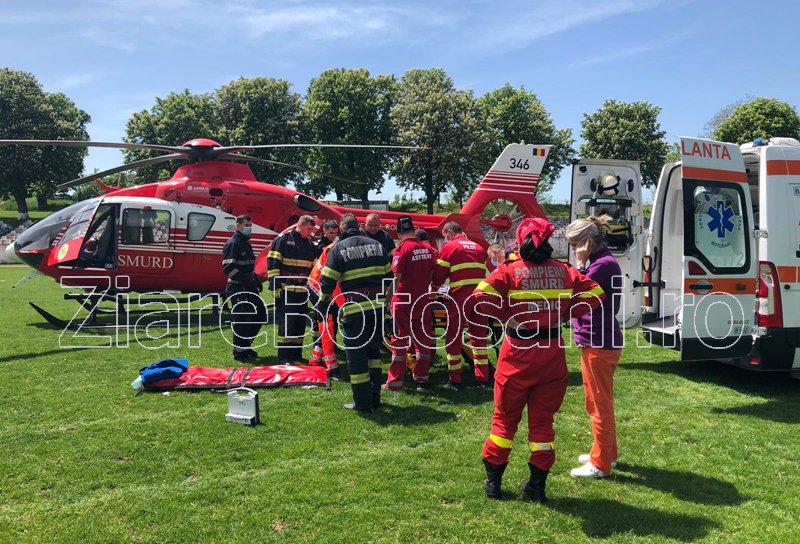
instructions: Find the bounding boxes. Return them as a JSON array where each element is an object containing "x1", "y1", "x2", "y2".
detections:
[
  {"x1": 116, "y1": 203, "x2": 176, "y2": 275},
  {"x1": 47, "y1": 199, "x2": 119, "y2": 269}
]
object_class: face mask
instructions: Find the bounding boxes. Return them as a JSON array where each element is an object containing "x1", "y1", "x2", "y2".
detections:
[
  {"x1": 491, "y1": 260, "x2": 500, "y2": 267},
  {"x1": 242, "y1": 226, "x2": 252, "y2": 237}
]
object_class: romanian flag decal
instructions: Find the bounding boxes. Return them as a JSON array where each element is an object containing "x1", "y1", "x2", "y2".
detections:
[{"x1": 531, "y1": 148, "x2": 546, "y2": 157}]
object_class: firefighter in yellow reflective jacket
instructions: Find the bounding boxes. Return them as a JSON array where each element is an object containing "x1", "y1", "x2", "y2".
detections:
[
  {"x1": 319, "y1": 213, "x2": 392, "y2": 412},
  {"x1": 267, "y1": 215, "x2": 320, "y2": 364}
]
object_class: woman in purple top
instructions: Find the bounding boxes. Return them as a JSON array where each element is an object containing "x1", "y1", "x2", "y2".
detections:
[{"x1": 565, "y1": 215, "x2": 623, "y2": 479}]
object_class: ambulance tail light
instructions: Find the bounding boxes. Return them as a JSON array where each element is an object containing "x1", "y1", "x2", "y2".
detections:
[{"x1": 757, "y1": 261, "x2": 783, "y2": 328}]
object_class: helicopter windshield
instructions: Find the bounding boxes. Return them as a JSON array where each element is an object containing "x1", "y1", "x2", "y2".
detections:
[{"x1": 14, "y1": 198, "x2": 101, "y2": 252}]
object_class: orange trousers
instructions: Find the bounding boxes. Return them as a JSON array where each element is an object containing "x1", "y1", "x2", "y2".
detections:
[{"x1": 580, "y1": 347, "x2": 621, "y2": 473}]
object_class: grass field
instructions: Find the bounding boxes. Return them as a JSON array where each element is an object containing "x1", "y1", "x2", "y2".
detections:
[{"x1": 1, "y1": 265, "x2": 799, "y2": 543}]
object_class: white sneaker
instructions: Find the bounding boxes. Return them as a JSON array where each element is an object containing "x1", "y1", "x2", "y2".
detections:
[
  {"x1": 578, "y1": 454, "x2": 617, "y2": 468},
  {"x1": 570, "y1": 462, "x2": 609, "y2": 479}
]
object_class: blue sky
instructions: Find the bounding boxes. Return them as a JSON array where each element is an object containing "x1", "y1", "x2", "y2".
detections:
[{"x1": 2, "y1": 0, "x2": 799, "y2": 204}]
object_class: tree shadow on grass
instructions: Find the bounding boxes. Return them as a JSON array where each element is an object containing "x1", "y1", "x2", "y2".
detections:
[
  {"x1": 613, "y1": 464, "x2": 744, "y2": 506},
  {"x1": 624, "y1": 359, "x2": 800, "y2": 423},
  {"x1": 548, "y1": 497, "x2": 719, "y2": 541}
]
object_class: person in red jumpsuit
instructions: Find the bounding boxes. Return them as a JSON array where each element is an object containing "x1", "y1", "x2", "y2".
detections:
[
  {"x1": 474, "y1": 217, "x2": 604, "y2": 501},
  {"x1": 432, "y1": 221, "x2": 491, "y2": 388},
  {"x1": 385, "y1": 216, "x2": 436, "y2": 390}
]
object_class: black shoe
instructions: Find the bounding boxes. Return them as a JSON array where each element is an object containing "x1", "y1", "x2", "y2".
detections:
[
  {"x1": 233, "y1": 351, "x2": 256, "y2": 362},
  {"x1": 414, "y1": 381, "x2": 428, "y2": 392},
  {"x1": 242, "y1": 349, "x2": 258, "y2": 358},
  {"x1": 328, "y1": 368, "x2": 344, "y2": 382},
  {"x1": 343, "y1": 402, "x2": 374, "y2": 413},
  {"x1": 443, "y1": 381, "x2": 462, "y2": 391},
  {"x1": 474, "y1": 381, "x2": 489, "y2": 390},
  {"x1": 483, "y1": 459, "x2": 507, "y2": 500},
  {"x1": 520, "y1": 463, "x2": 548, "y2": 503}
]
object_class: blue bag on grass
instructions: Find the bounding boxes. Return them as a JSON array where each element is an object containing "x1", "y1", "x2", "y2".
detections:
[{"x1": 140, "y1": 358, "x2": 189, "y2": 385}]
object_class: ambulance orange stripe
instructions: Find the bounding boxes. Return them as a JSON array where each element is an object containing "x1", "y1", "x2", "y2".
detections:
[
  {"x1": 683, "y1": 278, "x2": 756, "y2": 295},
  {"x1": 682, "y1": 166, "x2": 747, "y2": 183},
  {"x1": 766, "y1": 160, "x2": 800, "y2": 176},
  {"x1": 778, "y1": 266, "x2": 799, "y2": 283}
]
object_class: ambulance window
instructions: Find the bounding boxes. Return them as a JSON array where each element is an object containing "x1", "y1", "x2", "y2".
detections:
[
  {"x1": 187, "y1": 213, "x2": 215, "y2": 241},
  {"x1": 684, "y1": 182, "x2": 749, "y2": 273},
  {"x1": 122, "y1": 208, "x2": 171, "y2": 245}
]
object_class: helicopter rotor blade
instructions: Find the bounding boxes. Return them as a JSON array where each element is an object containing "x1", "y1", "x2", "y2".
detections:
[
  {"x1": 56, "y1": 153, "x2": 188, "y2": 190},
  {"x1": 0, "y1": 139, "x2": 191, "y2": 155},
  {"x1": 212, "y1": 143, "x2": 428, "y2": 157},
  {"x1": 223, "y1": 154, "x2": 366, "y2": 186}
]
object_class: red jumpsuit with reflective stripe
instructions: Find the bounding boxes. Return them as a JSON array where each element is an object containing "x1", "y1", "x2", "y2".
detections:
[
  {"x1": 386, "y1": 236, "x2": 436, "y2": 389},
  {"x1": 433, "y1": 234, "x2": 490, "y2": 384},
  {"x1": 474, "y1": 257, "x2": 603, "y2": 470},
  {"x1": 307, "y1": 245, "x2": 341, "y2": 371}
]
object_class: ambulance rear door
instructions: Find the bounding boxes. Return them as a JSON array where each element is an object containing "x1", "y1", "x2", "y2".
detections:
[
  {"x1": 571, "y1": 159, "x2": 644, "y2": 327},
  {"x1": 678, "y1": 137, "x2": 757, "y2": 360}
]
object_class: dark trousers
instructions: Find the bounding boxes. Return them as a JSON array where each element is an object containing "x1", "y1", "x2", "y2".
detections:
[
  {"x1": 275, "y1": 290, "x2": 311, "y2": 363},
  {"x1": 225, "y1": 284, "x2": 267, "y2": 353},
  {"x1": 341, "y1": 307, "x2": 383, "y2": 410}
]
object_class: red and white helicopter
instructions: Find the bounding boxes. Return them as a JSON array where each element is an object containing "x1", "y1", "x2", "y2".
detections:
[{"x1": 3, "y1": 138, "x2": 550, "y2": 322}]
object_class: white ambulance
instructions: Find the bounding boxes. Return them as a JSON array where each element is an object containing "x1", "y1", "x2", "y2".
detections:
[{"x1": 570, "y1": 136, "x2": 800, "y2": 375}]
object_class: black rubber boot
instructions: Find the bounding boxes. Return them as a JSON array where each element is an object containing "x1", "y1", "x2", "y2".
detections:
[
  {"x1": 521, "y1": 463, "x2": 548, "y2": 503},
  {"x1": 483, "y1": 459, "x2": 508, "y2": 500}
]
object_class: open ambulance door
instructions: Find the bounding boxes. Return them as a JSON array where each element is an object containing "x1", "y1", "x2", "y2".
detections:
[
  {"x1": 48, "y1": 198, "x2": 119, "y2": 270},
  {"x1": 645, "y1": 137, "x2": 756, "y2": 360},
  {"x1": 571, "y1": 159, "x2": 644, "y2": 327}
]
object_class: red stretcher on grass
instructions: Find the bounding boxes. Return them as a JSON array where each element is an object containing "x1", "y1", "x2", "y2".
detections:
[{"x1": 143, "y1": 365, "x2": 330, "y2": 391}]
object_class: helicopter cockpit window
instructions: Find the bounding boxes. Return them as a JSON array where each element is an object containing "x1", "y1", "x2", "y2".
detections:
[
  {"x1": 122, "y1": 208, "x2": 170, "y2": 245},
  {"x1": 59, "y1": 202, "x2": 98, "y2": 244},
  {"x1": 187, "y1": 212, "x2": 215, "y2": 241}
]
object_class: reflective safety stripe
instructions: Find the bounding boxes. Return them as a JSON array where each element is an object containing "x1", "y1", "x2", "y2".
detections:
[
  {"x1": 437, "y1": 259, "x2": 450, "y2": 269},
  {"x1": 278, "y1": 337, "x2": 303, "y2": 345},
  {"x1": 450, "y1": 262, "x2": 488, "y2": 273},
  {"x1": 576, "y1": 286, "x2": 604, "y2": 299},
  {"x1": 368, "y1": 359, "x2": 383, "y2": 369},
  {"x1": 341, "y1": 265, "x2": 388, "y2": 282},
  {"x1": 450, "y1": 278, "x2": 483, "y2": 289},
  {"x1": 321, "y1": 266, "x2": 342, "y2": 281},
  {"x1": 489, "y1": 434, "x2": 513, "y2": 449},
  {"x1": 351, "y1": 372, "x2": 370, "y2": 385},
  {"x1": 222, "y1": 258, "x2": 255, "y2": 266},
  {"x1": 448, "y1": 362, "x2": 462, "y2": 371},
  {"x1": 509, "y1": 289, "x2": 572, "y2": 300},
  {"x1": 417, "y1": 354, "x2": 432, "y2": 361},
  {"x1": 391, "y1": 356, "x2": 405, "y2": 362},
  {"x1": 529, "y1": 441, "x2": 555, "y2": 452},
  {"x1": 324, "y1": 355, "x2": 338, "y2": 362},
  {"x1": 267, "y1": 269, "x2": 280, "y2": 278},
  {"x1": 412, "y1": 374, "x2": 429, "y2": 382},
  {"x1": 282, "y1": 258, "x2": 314, "y2": 268},
  {"x1": 475, "y1": 281, "x2": 500, "y2": 295},
  {"x1": 341, "y1": 299, "x2": 383, "y2": 316},
  {"x1": 267, "y1": 251, "x2": 283, "y2": 261},
  {"x1": 474, "y1": 361, "x2": 490, "y2": 367},
  {"x1": 284, "y1": 285, "x2": 307, "y2": 292},
  {"x1": 446, "y1": 354, "x2": 462, "y2": 361}
]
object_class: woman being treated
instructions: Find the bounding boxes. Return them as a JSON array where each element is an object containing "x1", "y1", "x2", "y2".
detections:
[
  {"x1": 474, "y1": 217, "x2": 603, "y2": 501},
  {"x1": 565, "y1": 215, "x2": 623, "y2": 479}
]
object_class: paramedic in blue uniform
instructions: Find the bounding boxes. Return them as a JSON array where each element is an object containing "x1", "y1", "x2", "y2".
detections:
[
  {"x1": 267, "y1": 215, "x2": 320, "y2": 364},
  {"x1": 319, "y1": 212, "x2": 393, "y2": 412},
  {"x1": 222, "y1": 214, "x2": 266, "y2": 362}
]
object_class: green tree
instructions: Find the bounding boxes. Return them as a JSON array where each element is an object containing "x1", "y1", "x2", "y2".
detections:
[
  {"x1": 711, "y1": 97, "x2": 800, "y2": 144},
  {"x1": 124, "y1": 90, "x2": 218, "y2": 182},
  {"x1": 0, "y1": 69, "x2": 89, "y2": 219},
  {"x1": 31, "y1": 92, "x2": 90, "y2": 209},
  {"x1": 302, "y1": 68, "x2": 397, "y2": 202},
  {"x1": 390, "y1": 68, "x2": 485, "y2": 214},
  {"x1": 478, "y1": 84, "x2": 575, "y2": 196},
  {"x1": 580, "y1": 100, "x2": 669, "y2": 187},
  {"x1": 216, "y1": 77, "x2": 303, "y2": 186},
  {"x1": 701, "y1": 96, "x2": 752, "y2": 138}
]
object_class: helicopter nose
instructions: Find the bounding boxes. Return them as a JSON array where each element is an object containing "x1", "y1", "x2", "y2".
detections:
[{"x1": 4, "y1": 242, "x2": 21, "y2": 263}]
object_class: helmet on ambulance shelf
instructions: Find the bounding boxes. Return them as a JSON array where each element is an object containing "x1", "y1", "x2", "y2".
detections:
[{"x1": 597, "y1": 171, "x2": 620, "y2": 196}]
